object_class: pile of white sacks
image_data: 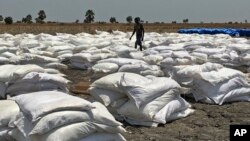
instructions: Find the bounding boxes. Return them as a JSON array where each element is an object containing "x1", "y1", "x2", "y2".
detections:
[
  {"x1": 1, "y1": 31, "x2": 250, "y2": 137},
  {"x1": 91, "y1": 58, "x2": 164, "y2": 80},
  {"x1": 169, "y1": 62, "x2": 250, "y2": 105},
  {"x1": 89, "y1": 72, "x2": 194, "y2": 127},
  {"x1": 0, "y1": 64, "x2": 68, "y2": 99},
  {"x1": 1, "y1": 31, "x2": 250, "y2": 70},
  {"x1": 0, "y1": 64, "x2": 126, "y2": 141},
  {"x1": 0, "y1": 92, "x2": 126, "y2": 141}
]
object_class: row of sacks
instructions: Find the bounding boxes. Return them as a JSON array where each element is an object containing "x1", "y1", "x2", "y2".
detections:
[
  {"x1": 91, "y1": 58, "x2": 164, "y2": 80},
  {"x1": 167, "y1": 62, "x2": 250, "y2": 105},
  {"x1": 0, "y1": 64, "x2": 69, "y2": 99},
  {"x1": 2, "y1": 32, "x2": 250, "y2": 70},
  {"x1": 0, "y1": 91, "x2": 126, "y2": 141},
  {"x1": 89, "y1": 72, "x2": 194, "y2": 127},
  {"x1": 70, "y1": 49, "x2": 117, "y2": 70},
  {"x1": 0, "y1": 49, "x2": 68, "y2": 70}
]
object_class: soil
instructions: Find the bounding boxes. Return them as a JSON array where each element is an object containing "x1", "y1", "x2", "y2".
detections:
[{"x1": 62, "y1": 66, "x2": 250, "y2": 141}]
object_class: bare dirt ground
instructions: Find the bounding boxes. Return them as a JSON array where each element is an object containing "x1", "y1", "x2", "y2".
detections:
[
  {"x1": 62, "y1": 67, "x2": 250, "y2": 141},
  {"x1": 1, "y1": 23, "x2": 250, "y2": 35}
]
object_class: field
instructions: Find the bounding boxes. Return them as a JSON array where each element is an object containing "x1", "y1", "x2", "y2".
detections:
[
  {"x1": 1, "y1": 23, "x2": 250, "y2": 34},
  {"x1": 2, "y1": 23, "x2": 250, "y2": 141}
]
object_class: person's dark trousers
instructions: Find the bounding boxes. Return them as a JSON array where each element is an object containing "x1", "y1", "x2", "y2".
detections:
[{"x1": 135, "y1": 34, "x2": 143, "y2": 51}]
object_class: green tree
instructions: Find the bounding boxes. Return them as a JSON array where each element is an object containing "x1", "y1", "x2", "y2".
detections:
[
  {"x1": 26, "y1": 14, "x2": 32, "y2": 23},
  {"x1": 0, "y1": 15, "x2": 3, "y2": 22},
  {"x1": 4, "y1": 17, "x2": 13, "y2": 24},
  {"x1": 84, "y1": 10, "x2": 95, "y2": 23},
  {"x1": 36, "y1": 10, "x2": 46, "y2": 23},
  {"x1": 22, "y1": 17, "x2": 27, "y2": 23},
  {"x1": 22, "y1": 14, "x2": 32, "y2": 23},
  {"x1": 110, "y1": 17, "x2": 116, "y2": 23},
  {"x1": 126, "y1": 16, "x2": 132, "y2": 23},
  {"x1": 183, "y1": 18, "x2": 189, "y2": 23}
]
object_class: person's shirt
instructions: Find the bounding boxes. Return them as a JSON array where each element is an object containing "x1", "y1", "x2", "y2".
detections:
[{"x1": 134, "y1": 23, "x2": 144, "y2": 36}]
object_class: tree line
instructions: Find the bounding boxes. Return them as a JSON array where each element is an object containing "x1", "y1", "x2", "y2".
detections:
[
  {"x1": 0, "y1": 9, "x2": 248, "y2": 25},
  {"x1": 0, "y1": 10, "x2": 134, "y2": 25}
]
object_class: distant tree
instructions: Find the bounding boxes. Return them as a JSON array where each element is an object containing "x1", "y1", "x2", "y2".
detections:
[
  {"x1": 36, "y1": 10, "x2": 46, "y2": 23},
  {"x1": 26, "y1": 14, "x2": 32, "y2": 23},
  {"x1": 126, "y1": 16, "x2": 133, "y2": 23},
  {"x1": 84, "y1": 10, "x2": 95, "y2": 23},
  {"x1": 110, "y1": 17, "x2": 116, "y2": 23},
  {"x1": 245, "y1": 19, "x2": 248, "y2": 23},
  {"x1": 75, "y1": 19, "x2": 79, "y2": 23},
  {"x1": 183, "y1": 19, "x2": 189, "y2": 23},
  {"x1": 172, "y1": 21, "x2": 177, "y2": 24},
  {"x1": 22, "y1": 17, "x2": 27, "y2": 23},
  {"x1": 0, "y1": 15, "x2": 3, "y2": 22},
  {"x1": 228, "y1": 21, "x2": 233, "y2": 24},
  {"x1": 22, "y1": 14, "x2": 32, "y2": 23},
  {"x1": 4, "y1": 17, "x2": 13, "y2": 24}
]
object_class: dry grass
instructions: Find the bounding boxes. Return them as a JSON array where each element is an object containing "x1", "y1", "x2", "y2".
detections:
[{"x1": 1, "y1": 23, "x2": 250, "y2": 35}]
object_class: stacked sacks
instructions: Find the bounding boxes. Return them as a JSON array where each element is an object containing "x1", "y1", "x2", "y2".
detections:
[
  {"x1": 91, "y1": 58, "x2": 164, "y2": 80},
  {"x1": 118, "y1": 64, "x2": 164, "y2": 77},
  {"x1": 0, "y1": 47, "x2": 17, "y2": 65},
  {"x1": 159, "y1": 50, "x2": 196, "y2": 77},
  {"x1": 70, "y1": 50, "x2": 116, "y2": 70},
  {"x1": 192, "y1": 46, "x2": 241, "y2": 68},
  {"x1": 89, "y1": 72, "x2": 194, "y2": 127},
  {"x1": 6, "y1": 72, "x2": 70, "y2": 97},
  {"x1": 9, "y1": 91, "x2": 126, "y2": 141},
  {"x1": 173, "y1": 62, "x2": 250, "y2": 105},
  {"x1": 0, "y1": 100, "x2": 20, "y2": 140},
  {"x1": 0, "y1": 64, "x2": 69, "y2": 99},
  {"x1": 46, "y1": 45, "x2": 74, "y2": 62},
  {"x1": 9, "y1": 53, "x2": 68, "y2": 70}
]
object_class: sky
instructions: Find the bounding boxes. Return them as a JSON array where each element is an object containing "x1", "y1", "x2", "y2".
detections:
[{"x1": 0, "y1": 0, "x2": 250, "y2": 23}]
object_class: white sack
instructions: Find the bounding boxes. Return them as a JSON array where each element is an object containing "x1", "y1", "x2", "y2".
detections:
[
  {"x1": 11, "y1": 91, "x2": 94, "y2": 122},
  {"x1": 0, "y1": 100, "x2": 20, "y2": 127}
]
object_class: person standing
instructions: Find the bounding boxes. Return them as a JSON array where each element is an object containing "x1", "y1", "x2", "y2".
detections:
[{"x1": 129, "y1": 17, "x2": 144, "y2": 51}]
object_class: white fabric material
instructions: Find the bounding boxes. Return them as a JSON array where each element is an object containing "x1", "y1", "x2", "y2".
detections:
[
  {"x1": 91, "y1": 72, "x2": 193, "y2": 127},
  {"x1": 120, "y1": 74, "x2": 181, "y2": 108},
  {"x1": 89, "y1": 87, "x2": 126, "y2": 106},
  {"x1": 98, "y1": 58, "x2": 147, "y2": 67},
  {"x1": 91, "y1": 72, "x2": 150, "y2": 92},
  {"x1": 118, "y1": 64, "x2": 164, "y2": 77},
  {"x1": 10, "y1": 53, "x2": 59, "y2": 64},
  {"x1": 30, "y1": 122, "x2": 97, "y2": 141},
  {"x1": 0, "y1": 56, "x2": 9, "y2": 64},
  {"x1": 14, "y1": 72, "x2": 69, "y2": 84},
  {"x1": 176, "y1": 63, "x2": 250, "y2": 104},
  {"x1": 11, "y1": 91, "x2": 94, "y2": 122},
  {"x1": 6, "y1": 81, "x2": 68, "y2": 96},
  {"x1": 92, "y1": 63, "x2": 119, "y2": 73},
  {"x1": 18, "y1": 102, "x2": 122, "y2": 135},
  {"x1": 10, "y1": 102, "x2": 126, "y2": 141},
  {"x1": 0, "y1": 100, "x2": 20, "y2": 127},
  {"x1": 0, "y1": 65, "x2": 45, "y2": 82},
  {"x1": 6, "y1": 72, "x2": 69, "y2": 96},
  {"x1": 142, "y1": 55, "x2": 164, "y2": 65}
]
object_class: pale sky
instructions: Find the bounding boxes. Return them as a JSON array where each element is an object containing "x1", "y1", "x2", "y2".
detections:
[{"x1": 0, "y1": 0, "x2": 249, "y2": 23}]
